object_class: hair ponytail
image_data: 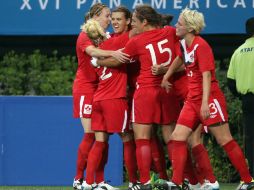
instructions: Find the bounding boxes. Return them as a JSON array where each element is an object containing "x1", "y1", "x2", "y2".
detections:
[{"x1": 80, "y1": 19, "x2": 106, "y2": 46}]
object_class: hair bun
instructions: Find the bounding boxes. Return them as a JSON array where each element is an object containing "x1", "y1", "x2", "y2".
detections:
[{"x1": 81, "y1": 19, "x2": 106, "y2": 40}]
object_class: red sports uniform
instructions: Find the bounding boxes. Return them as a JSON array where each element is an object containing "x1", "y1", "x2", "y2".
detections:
[
  {"x1": 171, "y1": 37, "x2": 253, "y2": 187},
  {"x1": 177, "y1": 36, "x2": 228, "y2": 129},
  {"x1": 92, "y1": 32, "x2": 130, "y2": 133},
  {"x1": 124, "y1": 26, "x2": 180, "y2": 124},
  {"x1": 73, "y1": 32, "x2": 98, "y2": 182},
  {"x1": 73, "y1": 32, "x2": 98, "y2": 118}
]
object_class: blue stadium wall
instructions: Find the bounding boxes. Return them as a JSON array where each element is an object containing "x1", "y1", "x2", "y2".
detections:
[{"x1": 0, "y1": 96, "x2": 123, "y2": 186}]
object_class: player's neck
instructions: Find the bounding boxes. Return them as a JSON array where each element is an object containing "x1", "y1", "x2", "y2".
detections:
[
  {"x1": 144, "y1": 25, "x2": 156, "y2": 32},
  {"x1": 184, "y1": 34, "x2": 195, "y2": 47}
]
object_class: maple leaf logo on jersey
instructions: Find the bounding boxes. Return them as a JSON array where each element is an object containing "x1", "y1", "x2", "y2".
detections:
[
  {"x1": 180, "y1": 39, "x2": 199, "y2": 66},
  {"x1": 83, "y1": 104, "x2": 92, "y2": 114}
]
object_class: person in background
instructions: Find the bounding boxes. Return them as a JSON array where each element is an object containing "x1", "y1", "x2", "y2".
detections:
[
  {"x1": 72, "y1": 3, "x2": 127, "y2": 190},
  {"x1": 161, "y1": 8, "x2": 254, "y2": 190},
  {"x1": 227, "y1": 17, "x2": 254, "y2": 177}
]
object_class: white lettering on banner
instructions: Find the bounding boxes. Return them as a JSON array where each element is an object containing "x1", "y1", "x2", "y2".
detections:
[
  {"x1": 39, "y1": 0, "x2": 49, "y2": 10},
  {"x1": 174, "y1": 0, "x2": 182, "y2": 9},
  {"x1": 217, "y1": 0, "x2": 228, "y2": 8},
  {"x1": 20, "y1": 0, "x2": 32, "y2": 10},
  {"x1": 132, "y1": 0, "x2": 144, "y2": 9},
  {"x1": 206, "y1": 0, "x2": 210, "y2": 8},
  {"x1": 56, "y1": 0, "x2": 60, "y2": 9},
  {"x1": 110, "y1": 0, "x2": 120, "y2": 8},
  {"x1": 19, "y1": 0, "x2": 254, "y2": 11},
  {"x1": 189, "y1": 0, "x2": 199, "y2": 9},
  {"x1": 77, "y1": 0, "x2": 86, "y2": 9},
  {"x1": 234, "y1": 0, "x2": 246, "y2": 8},
  {"x1": 151, "y1": 0, "x2": 166, "y2": 9},
  {"x1": 21, "y1": 0, "x2": 61, "y2": 10}
]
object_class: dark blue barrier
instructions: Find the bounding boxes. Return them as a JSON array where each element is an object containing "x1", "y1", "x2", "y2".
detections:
[{"x1": 0, "y1": 96, "x2": 123, "y2": 186}]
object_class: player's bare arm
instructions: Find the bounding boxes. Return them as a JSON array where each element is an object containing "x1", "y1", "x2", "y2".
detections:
[
  {"x1": 151, "y1": 64, "x2": 169, "y2": 76},
  {"x1": 152, "y1": 61, "x2": 185, "y2": 76},
  {"x1": 161, "y1": 56, "x2": 183, "y2": 92},
  {"x1": 200, "y1": 71, "x2": 211, "y2": 120},
  {"x1": 96, "y1": 57, "x2": 123, "y2": 67},
  {"x1": 86, "y1": 45, "x2": 129, "y2": 63}
]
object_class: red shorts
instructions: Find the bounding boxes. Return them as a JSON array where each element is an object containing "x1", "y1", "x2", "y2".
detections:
[
  {"x1": 73, "y1": 93, "x2": 94, "y2": 118},
  {"x1": 132, "y1": 87, "x2": 180, "y2": 125},
  {"x1": 177, "y1": 90, "x2": 228, "y2": 130},
  {"x1": 91, "y1": 98, "x2": 129, "y2": 133}
]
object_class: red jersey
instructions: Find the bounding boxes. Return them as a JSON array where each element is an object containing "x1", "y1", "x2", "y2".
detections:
[
  {"x1": 110, "y1": 32, "x2": 140, "y2": 90},
  {"x1": 124, "y1": 26, "x2": 179, "y2": 88},
  {"x1": 110, "y1": 32, "x2": 121, "y2": 38},
  {"x1": 73, "y1": 32, "x2": 98, "y2": 94},
  {"x1": 93, "y1": 32, "x2": 130, "y2": 101},
  {"x1": 113, "y1": 32, "x2": 141, "y2": 93},
  {"x1": 179, "y1": 36, "x2": 220, "y2": 101},
  {"x1": 127, "y1": 61, "x2": 140, "y2": 90}
]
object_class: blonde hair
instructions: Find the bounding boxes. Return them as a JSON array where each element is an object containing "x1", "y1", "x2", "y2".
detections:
[
  {"x1": 80, "y1": 3, "x2": 109, "y2": 46},
  {"x1": 180, "y1": 8, "x2": 205, "y2": 34},
  {"x1": 80, "y1": 19, "x2": 106, "y2": 46}
]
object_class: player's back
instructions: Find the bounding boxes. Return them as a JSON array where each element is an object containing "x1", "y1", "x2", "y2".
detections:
[{"x1": 124, "y1": 26, "x2": 178, "y2": 88}]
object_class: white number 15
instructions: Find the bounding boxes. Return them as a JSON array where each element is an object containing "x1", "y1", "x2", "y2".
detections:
[{"x1": 145, "y1": 39, "x2": 172, "y2": 66}]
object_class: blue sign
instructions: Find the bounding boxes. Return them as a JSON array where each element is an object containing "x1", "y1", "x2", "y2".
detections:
[
  {"x1": 0, "y1": 96, "x2": 123, "y2": 186},
  {"x1": 0, "y1": 0, "x2": 253, "y2": 35}
]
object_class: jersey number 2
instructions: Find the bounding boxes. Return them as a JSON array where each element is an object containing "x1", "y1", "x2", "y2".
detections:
[{"x1": 100, "y1": 67, "x2": 112, "y2": 80}]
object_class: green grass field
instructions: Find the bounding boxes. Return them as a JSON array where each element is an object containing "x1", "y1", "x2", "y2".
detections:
[{"x1": 0, "y1": 183, "x2": 239, "y2": 190}]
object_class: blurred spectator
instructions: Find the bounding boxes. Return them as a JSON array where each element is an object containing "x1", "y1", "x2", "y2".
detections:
[{"x1": 227, "y1": 17, "x2": 254, "y2": 176}]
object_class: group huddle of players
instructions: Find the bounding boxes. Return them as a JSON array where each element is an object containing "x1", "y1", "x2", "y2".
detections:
[{"x1": 72, "y1": 3, "x2": 254, "y2": 190}]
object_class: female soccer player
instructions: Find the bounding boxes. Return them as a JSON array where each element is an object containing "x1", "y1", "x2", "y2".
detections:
[
  {"x1": 95, "y1": 5, "x2": 180, "y2": 190},
  {"x1": 161, "y1": 8, "x2": 254, "y2": 190},
  {"x1": 84, "y1": 6, "x2": 139, "y2": 190},
  {"x1": 152, "y1": 14, "x2": 219, "y2": 190},
  {"x1": 72, "y1": 3, "x2": 128, "y2": 190}
]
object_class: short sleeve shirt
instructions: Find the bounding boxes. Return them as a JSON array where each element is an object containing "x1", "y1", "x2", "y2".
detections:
[
  {"x1": 93, "y1": 32, "x2": 130, "y2": 101},
  {"x1": 73, "y1": 32, "x2": 98, "y2": 94},
  {"x1": 227, "y1": 37, "x2": 254, "y2": 94},
  {"x1": 179, "y1": 36, "x2": 219, "y2": 101},
  {"x1": 124, "y1": 26, "x2": 179, "y2": 88}
]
